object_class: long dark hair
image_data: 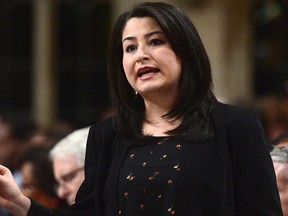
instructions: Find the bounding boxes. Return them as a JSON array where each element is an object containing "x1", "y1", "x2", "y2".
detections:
[{"x1": 108, "y1": 2, "x2": 216, "y2": 142}]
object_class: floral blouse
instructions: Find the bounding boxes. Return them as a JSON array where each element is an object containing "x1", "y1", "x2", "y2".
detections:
[{"x1": 117, "y1": 136, "x2": 183, "y2": 216}]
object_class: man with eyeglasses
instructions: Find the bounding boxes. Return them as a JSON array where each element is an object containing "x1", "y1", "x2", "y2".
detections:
[
  {"x1": 270, "y1": 132, "x2": 288, "y2": 216},
  {"x1": 49, "y1": 127, "x2": 89, "y2": 205}
]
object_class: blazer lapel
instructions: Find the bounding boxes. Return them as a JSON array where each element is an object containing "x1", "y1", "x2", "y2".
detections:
[{"x1": 104, "y1": 135, "x2": 128, "y2": 215}]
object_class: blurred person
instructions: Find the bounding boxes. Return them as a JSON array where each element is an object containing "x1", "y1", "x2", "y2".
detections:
[
  {"x1": 18, "y1": 145, "x2": 67, "y2": 210},
  {"x1": 0, "y1": 112, "x2": 38, "y2": 216},
  {"x1": 0, "y1": 2, "x2": 282, "y2": 215},
  {"x1": 27, "y1": 120, "x2": 76, "y2": 149},
  {"x1": 271, "y1": 146, "x2": 288, "y2": 215},
  {"x1": 49, "y1": 127, "x2": 89, "y2": 205},
  {"x1": 272, "y1": 132, "x2": 288, "y2": 148},
  {"x1": 0, "y1": 112, "x2": 37, "y2": 172},
  {"x1": 254, "y1": 95, "x2": 288, "y2": 140}
]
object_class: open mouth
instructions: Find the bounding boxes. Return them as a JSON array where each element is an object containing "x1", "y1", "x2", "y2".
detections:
[{"x1": 138, "y1": 68, "x2": 160, "y2": 78}]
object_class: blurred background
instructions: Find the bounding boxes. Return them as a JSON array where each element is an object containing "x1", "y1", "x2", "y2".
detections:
[{"x1": 0, "y1": 0, "x2": 288, "y2": 140}]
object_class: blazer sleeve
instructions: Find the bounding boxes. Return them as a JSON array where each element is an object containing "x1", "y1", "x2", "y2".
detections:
[
  {"x1": 225, "y1": 107, "x2": 283, "y2": 215},
  {"x1": 28, "y1": 200, "x2": 68, "y2": 216}
]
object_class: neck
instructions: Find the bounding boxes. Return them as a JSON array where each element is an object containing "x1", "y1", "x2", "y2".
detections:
[
  {"x1": 143, "y1": 102, "x2": 181, "y2": 136},
  {"x1": 142, "y1": 117, "x2": 181, "y2": 136},
  {"x1": 143, "y1": 93, "x2": 175, "y2": 118}
]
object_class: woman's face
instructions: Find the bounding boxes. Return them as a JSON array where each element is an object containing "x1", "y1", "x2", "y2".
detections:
[{"x1": 122, "y1": 17, "x2": 181, "y2": 100}]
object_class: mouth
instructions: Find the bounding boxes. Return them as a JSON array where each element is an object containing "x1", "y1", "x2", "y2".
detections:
[{"x1": 137, "y1": 67, "x2": 160, "y2": 78}]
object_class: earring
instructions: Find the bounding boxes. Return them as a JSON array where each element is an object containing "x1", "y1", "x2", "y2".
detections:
[{"x1": 135, "y1": 91, "x2": 138, "y2": 98}]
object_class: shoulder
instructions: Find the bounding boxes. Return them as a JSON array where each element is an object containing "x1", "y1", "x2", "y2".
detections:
[
  {"x1": 210, "y1": 101, "x2": 269, "y2": 153},
  {"x1": 212, "y1": 101, "x2": 255, "y2": 119},
  {"x1": 210, "y1": 101, "x2": 266, "y2": 142},
  {"x1": 87, "y1": 117, "x2": 117, "y2": 150},
  {"x1": 211, "y1": 101, "x2": 260, "y2": 127},
  {"x1": 83, "y1": 117, "x2": 117, "y2": 173},
  {"x1": 89, "y1": 117, "x2": 116, "y2": 137}
]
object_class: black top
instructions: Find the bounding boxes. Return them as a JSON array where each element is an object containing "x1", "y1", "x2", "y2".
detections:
[
  {"x1": 28, "y1": 102, "x2": 283, "y2": 216},
  {"x1": 118, "y1": 136, "x2": 182, "y2": 215}
]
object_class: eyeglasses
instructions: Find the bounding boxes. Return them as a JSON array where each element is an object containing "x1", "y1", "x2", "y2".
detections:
[
  {"x1": 21, "y1": 182, "x2": 39, "y2": 192},
  {"x1": 54, "y1": 167, "x2": 84, "y2": 192}
]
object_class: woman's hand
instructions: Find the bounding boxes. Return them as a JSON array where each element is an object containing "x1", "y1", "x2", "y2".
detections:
[{"x1": 0, "y1": 165, "x2": 31, "y2": 216}]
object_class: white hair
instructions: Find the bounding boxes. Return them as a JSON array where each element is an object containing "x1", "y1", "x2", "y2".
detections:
[
  {"x1": 270, "y1": 146, "x2": 288, "y2": 163},
  {"x1": 49, "y1": 127, "x2": 90, "y2": 166},
  {"x1": 271, "y1": 146, "x2": 288, "y2": 179}
]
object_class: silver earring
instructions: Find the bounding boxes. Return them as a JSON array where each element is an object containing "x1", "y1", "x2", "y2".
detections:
[{"x1": 135, "y1": 91, "x2": 138, "y2": 98}]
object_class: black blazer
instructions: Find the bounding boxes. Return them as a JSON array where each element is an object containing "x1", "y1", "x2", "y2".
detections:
[{"x1": 28, "y1": 102, "x2": 283, "y2": 215}]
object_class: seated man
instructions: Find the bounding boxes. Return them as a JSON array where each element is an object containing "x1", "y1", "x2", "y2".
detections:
[
  {"x1": 49, "y1": 127, "x2": 89, "y2": 205},
  {"x1": 271, "y1": 144, "x2": 288, "y2": 216}
]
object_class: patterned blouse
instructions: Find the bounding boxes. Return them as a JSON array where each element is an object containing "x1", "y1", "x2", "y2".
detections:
[{"x1": 117, "y1": 136, "x2": 183, "y2": 216}]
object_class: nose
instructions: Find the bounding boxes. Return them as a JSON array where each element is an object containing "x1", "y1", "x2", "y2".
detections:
[
  {"x1": 57, "y1": 184, "x2": 70, "y2": 199},
  {"x1": 136, "y1": 46, "x2": 149, "y2": 63}
]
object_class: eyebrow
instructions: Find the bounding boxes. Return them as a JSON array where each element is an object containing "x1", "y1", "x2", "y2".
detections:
[
  {"x1": 122, "y1": 30, "x2": 164, "y2": 43},
  {"x1": 60, "y1": 167, "x2": 84, "y2": 181}
]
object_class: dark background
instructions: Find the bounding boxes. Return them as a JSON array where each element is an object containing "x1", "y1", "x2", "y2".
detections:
[
  {"x1": 1, "y1": 0, "x2": 288, "y2": 128},
  {"x1": 0, "y1": 0, "x2": 111, "y2": 127}
]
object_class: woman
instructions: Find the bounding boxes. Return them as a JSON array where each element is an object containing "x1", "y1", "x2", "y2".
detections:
[{"x1": 0, "y1": 2, "x2": 283, "y2": 215}]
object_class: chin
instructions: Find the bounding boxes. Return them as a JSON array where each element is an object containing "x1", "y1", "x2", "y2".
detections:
[{"x1": 68, "y1": 200, "x2": 75, "y2": 205}]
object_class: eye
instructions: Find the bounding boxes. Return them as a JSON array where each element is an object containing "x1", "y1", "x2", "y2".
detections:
[
  {"x1": 150, "y1": 39, "x2": 164, "y2": 46},
  {"x1": 125, "y1": 45, "x2": 137, "y2": 53},
  {"x1": 62, "y1": 172, "x2": 77, "y2": 183}
]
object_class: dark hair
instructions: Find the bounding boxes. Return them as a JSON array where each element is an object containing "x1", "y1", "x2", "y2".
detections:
[
  {"x1": 271, "y1": 132, "x2": 288, "y2": 146},
  {"x1": 18, "y1": 146, "x2": 57, "y2": 197},
  {"x1": 108, "y1": 2, "x2": 215, "y2": 142}
]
